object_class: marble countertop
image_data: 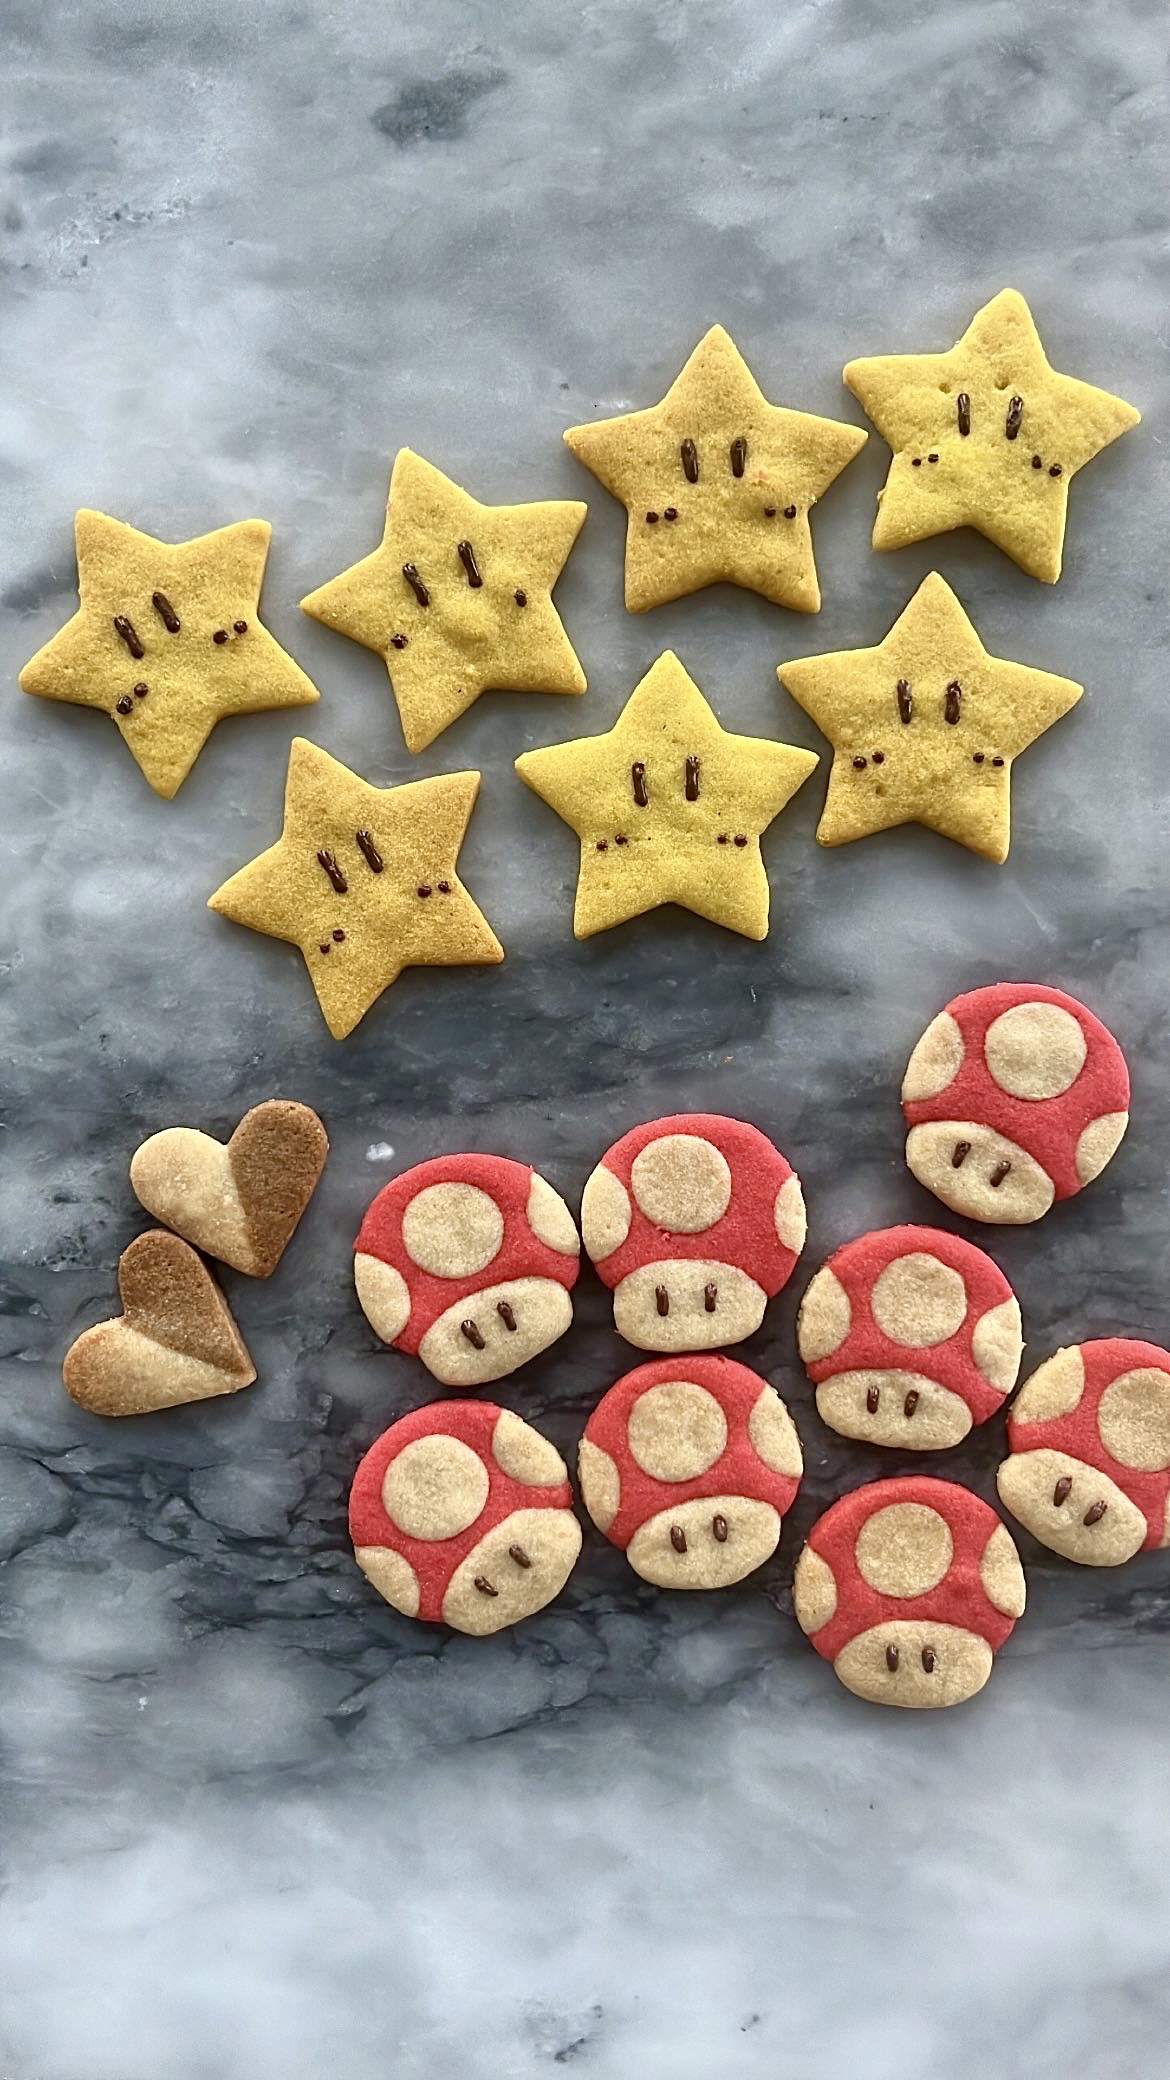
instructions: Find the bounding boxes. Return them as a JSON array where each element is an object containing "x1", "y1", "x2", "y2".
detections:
[{"x1": 2, "y1": 2, "x2": 1168, "y2": 2074}]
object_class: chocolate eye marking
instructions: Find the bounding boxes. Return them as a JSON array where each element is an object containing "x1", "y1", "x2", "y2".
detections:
[
  {"x1": 457, "y1": 540, "x2": 482, "y2": 588},
  {"x1": 866, "y1": 1384, "x2": 880, "y2": 1413},
  {"x1": 1083, "y1": 1499, "x2": 1108, "y2": 1526},
  {"x1": 729, "y1": 435, "x2": 748, "y2": 478},
  {"x1": 402, "y1": 562, "x2": 430, "y2": 606},
  {"x1": 514, "y1": 589, "x2": 527, "y2": 607},
  {"x1": 332, "y1": 928, "x2": 345, "y2": 942},
  {"x1": 989, "y1": 1160, "x2": 1012, "y2": 1188},
  {"x1": 417, "y1": 883, "x2": 432, "y2": 898},
  {"x1": 912, "y1": 457, "x2": 923, "y2": 467},
  {"x1": 921, "y1": 1645, "x2": 936, "y2": 1673},
  {"x1": 704, "y1": 1282, "x2": 717, "y2": 1312},
  {"x1": 885, "y1": 1644, "x2": 900, "y2": 1672},
  {"x1": 1049, "y1": 463, "x2": 1063, "y2": 478},
  {"x1": 134, "y1": 682, "x2": 148, "y2": 699},
  {"x1": 1005, "y1": 394, "x2": 1024, "y2": 441},
  {"x1": 872, "y1": 751, "x2": 885, "y2": 765},
  {"x1": 951, "y1": 1140, "x2": 971, "y2": 1168},
  {"x1": 903, "y1": 1390, "x2": 919, "y2": 1418},
  {"x1": 509, "y1": 1543, "x2": 531, "y2": 1568},
  {"x1": 783, "y1": 504, "x2": 797, "y2": 519},
  {"x1": 897, "y1": 679, "x2": 913, "y2": 724},
  {"x1": 1053, "y1": 1475, "x2": 1073, "y2": 1505},
  {"x1": 712, "y1": 1513, "x2": 728, "y2": 1542},
  {"x1": 680, "y1": 437, "x2": 699, "y2": 483},
  {"x1": 992, "y1": 755, "x2": 1004, "y2": 768},
  {"x1": 151, "y1": 591, "x2": 181, "y2": 633},
  {"x1": 112, "y1": 614, "x2": 144, "y2": 658},
  {"x1": 944, "y1": 681, "x2": 962, "y2": 725},
  {"x1": 355, "y1": 829, "x2": 383, "y2": 873},
  {"x1": 233, "y1": 619, "x2": 248, "y2": 634},
  {"x1": 390, "y1": 633, "x2": 408, "y2": 649},
  {"x1": 473, "y1": 1575, "x2": 498, "y2": 1597},
  {"x1": 670, "y1": 1524, "x2": 687, "y2": 1553},
  {"x1": 927, "y1": 452, "x2": 939, "y2": 464},
  {"x1": 460, "y1": 1319, "x2": 485, "y2": 1350},
  {"x1": 596, "y1": 839, "x2": 608, "y2": 851},
  {"x1": 663, "y1": 507, "x2": 679, "y2": 522},
  {"x1": 614, "y1": 833, "x2": 628, "y2": 845},
  {"x1": 733, "y1": 834, "x2": 747, "y2": 846},
  {"x1": 116, "y1": 694, "x2": 134, "y2": 714},
  {"x1": 717, "y1": 833, "x2": 728, "y2": 844},
  {"x1": 437, "y1": 880, "x2": 451, "y2": 893},
  {"x1": 973, "y1": 752, "x2": 985, "y2": 765},
  {"x1": 853, "y1": 755, "x2": 868, "y2": 770},
  {"x1": 212, "y1": 629, "x2": 229, "y2": 645},
  {"x1": 956, "y1": 393, "x2": 971, "y2": 436},
  {"x1": 763, "y1": 505, "x2": 777, "y2": 518},
  {"x1": 1032, "y1": 455, "x2": 1043, "y2": 470},
  {"x1": 655, "y1": 1284, "x2": 669, "y2": 1316},
  {"x1": 646, "y1": 511, "x2": 660, "y2": 524},
  {"x1": 632, "y1": 761, "x2": 649, "y2": 807},
  {"x1": 497, "y1": 1300, "x2": 518, "y2": 1331},
  {"x1": 316, "y1": 848, "x2": 348, "y2": 894},
  {"x1": 685, "y1": 755, "x2": 700, "y2": 802}
]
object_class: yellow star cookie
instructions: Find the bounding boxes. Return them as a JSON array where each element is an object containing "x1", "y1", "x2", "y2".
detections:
[
  {"x1": 300, "y1": 450, "x2": 587, "y2": 753},
  {"x1": 208, "y1": 739, "x2": 503, "y2": 1039},
  {"x1": 19, "y1": 510, "x2": 319, "y2": 797},
  {"x1": 778, "y1": 572, "x2": 1082, "y2": 864},
  {"x1": 515, "y1": 651, "x2": 818, "y2": 939},
  {"x1": 564, "y1": 325, "x2": 867, "y2": 614},
  {"x1": 844, "y1": 289, "x2": 1140, "y2": 583}
]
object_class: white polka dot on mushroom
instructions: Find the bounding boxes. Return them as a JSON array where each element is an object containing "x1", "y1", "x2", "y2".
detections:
[
  {"x1": 984, "y1": 1001, "x2": 1088, "y2": 1098},
  {"x1": 400, "y1": 1181, "x2": 504, "y2": 1277},
  {"x1": 629, "y1": 1134, "x2": 732, "y2": 1233},
  {"x1": 870, "y1": 1253, "x2": 968, "y2": 1347}
]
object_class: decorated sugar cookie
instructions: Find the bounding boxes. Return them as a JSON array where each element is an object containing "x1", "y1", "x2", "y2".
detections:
[
  {"x1": 902, "y1": 982, "x2": 1130, "y2": 1223},
  {"x1": 798, "y1": 1226, "x2": 1022, "y2": 1449},
  {"x1": 578, "y1": 1355, "x2": 802, "y2": 1589},
  {"x1": 349, "y1": 1401, "x2": 581, "y2": 1634},
  {"x1": 997, "y1": 1340, "x2": 1170, "y2": 1566},
  {"x1": 354, "y1": 1154, "x2": 580, "y2": 1387},
  {"x1": 62, "y1": 1230, "x2": 256, "y2": 1417},
  {"x1": 793, "y1": 1477, "x2": 1025, "y2": 1709},
  {"x1": 581, "y1": 1113, "x2": 806, "y2": 1351},
  {"x1": 130, "y1": 1100, "x2": 328, "y2": 1277}
]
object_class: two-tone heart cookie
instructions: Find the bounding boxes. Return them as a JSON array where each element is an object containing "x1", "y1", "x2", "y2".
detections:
[
  {"x1": 130, "y1": 1100, "x2": 328, "y2": 1277},
  {"x1": 62, "y1": 1230, "x2": 256, "y2": 1417}
]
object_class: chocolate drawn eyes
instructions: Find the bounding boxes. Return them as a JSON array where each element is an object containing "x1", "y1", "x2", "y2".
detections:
[
  {"x1": 401, "y1": 539, "x2": 507, "y2": 607},
  {"x1": 628, "y1": 755, "x2": 705, "y2": 806},
  {"x1": 315, "y1": 829, "x2": 390, "y2": 893},
  {"x1": 892, "y1": 680, "x2": 963, "y2": 723}
]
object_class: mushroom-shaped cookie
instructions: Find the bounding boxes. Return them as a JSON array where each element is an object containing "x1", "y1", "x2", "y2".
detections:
[
  {"x1": 902, "y1": 982, "x2": 1129, "y2": 1224},
  {"x1": 349, "y1": 1400, "x2": 582, "y2": 1634},
  {"x1": 793, "y1": 1477, "x2": 1025, "y2": 1708},
  {"x1": 354, "y1": 1154, "x2": 580, "y2": 1386},
  {"x1": 581, "y1": 1114, "x2": 806, "y2": 1351},
  {"x1": 798, "y1": 1224, "x2": 1022, "y2": 1449},
  {"x1": 996, "y1": 1339, "x2": 1170, "y2": 1566},
  {"x1": 578, "y1": 1355, "x2": 803, "y2": 1587}
]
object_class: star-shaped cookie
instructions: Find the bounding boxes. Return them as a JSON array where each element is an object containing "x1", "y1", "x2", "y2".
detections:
[
  {"x1": 208, "y1": 739, "x2": 504, "y2": 1038},
  {"x1": 19, "y1": 510, "x2": 319, "y2": 797},
  {"x1": 564, "y1": 326, "x2": 867, "y2": 614},
  {"x1": 844, "y1": 289, "x2": 1140, "y2": 583},
  {"x1": 515, "y1": 651, "x2": 818, "y2": 939},
  {"x1": 777, "y1": 572, "x2": 1082, "y2": 864},
  {"x1": 300, "y1": 450, "x2": 587, "y2": 753}
]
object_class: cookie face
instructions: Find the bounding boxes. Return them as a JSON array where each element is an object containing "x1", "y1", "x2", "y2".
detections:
[
  {"x1": 902, "y1": 983, "x2": 1129, "y2": 1224},
  {"x1": 19, "y1": 510, "x2": 318, "y2": 797},
  {"x1": 130, "y1": 1100, "x2": 328, "y2": 1277},
  {"x1": 996, "y1": 1340, "x2": 1170, "y2": 1566},
  {"x1": 793, "y1": 1477, "x2": 1025, "y2": 1708},
  {"x1": 844, "y1": 289, "x2": 1140, "y2": 584},
  {"x1": 799, "y1": 1226, "x2": 1022, "y2": 1449},
  {"x1": 208, "y1": 739, "x2": 504, "y2": 1040},
  {"x1": 355, "y1": 1155, "x2": 580, "y2": 1387},
  {"x1": 62, "y1": 1230, "x2": 256, "y2": 1417},
  {"x1": 578, "y1": 1355, "x2": 802, "y2": 1589},
  {"x1": 564, "y1": 325, "x2": 866, "y2": 613},
  {"x1": 349, "y1": 1402, "x2": 581, "y2": 1634},
  {"x1": 301, "y1": 450, "x2": 587, "y2": 753},
  {"x1": 778, "y1": 572, "x2": 1082, "y2": 864},
  {"x1": 581, "y1": 1113, "x2": 806, "y2": 1351},
  {"x1": 515, "y1": 651, "x2": 817, "y2": 941}
]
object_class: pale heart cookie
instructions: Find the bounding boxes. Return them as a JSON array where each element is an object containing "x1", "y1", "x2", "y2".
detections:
[
  {"x1": 793, "y1": 1477, "x2": 1025, "y2": 1710},
  {"x1": 799, "y1": 1226, "x2": 1022, "y2": 1450},
  {"x1": 515, "y1": 652, "x2": 817, "y2": 940},
  {"x1": 997, "y1": 1341, "x2": 1170, "y2": 1567},
  {"x1": 354, "y1": 1153, "x2": 580, "y2": 1387},
  {"x1": 564, "y1": 325, "x2": 866, "y2": 612},
  {"x1": 349, "y1": 1401, "x2": 581, "y2": 1635},
  {"x1": 902, "y1": 982, "x2": 1130, "y2": 1225},
  {"x1": 301, "y1": 450, "x2": 586, "y2": 753},
  {"x1": 62, "y1": 1230, "x2": 255, "y2": 1417},
  {"x1": 19, "y1": 510, "x2": 318, "y2": 797},
  {"x1": 579, "y1": 1355, "x2": 802, "y2": 1590},
  {"x1": 131, "y1": 1100, "x2": 329, "y2": 1277},
  {"x1": 581, "y1": 1113, "x2": 806, "y2": 1352},
  {"x1": 844, "y1": 289, "x2": 1140, "y2": 583},
  {"x1": 778, "y1": 572, "x2": 1082, "y2": 863},
  {"x1": 208, "y1": 738, "x2": 503, "y2": 1040}
]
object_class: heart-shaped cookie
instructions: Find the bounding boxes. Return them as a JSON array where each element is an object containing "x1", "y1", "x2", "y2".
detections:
[
  {"x1": 130, "y1": 1099, "x2": 328, "y2": 1276},
  {"x1": 63, "y1": 1230, "x2": 256, "y2": 1417}
]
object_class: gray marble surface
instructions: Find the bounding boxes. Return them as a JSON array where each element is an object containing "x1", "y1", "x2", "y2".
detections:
[{"x1": 2, "y1": 1, "x2": 1168, "y2": 2074}]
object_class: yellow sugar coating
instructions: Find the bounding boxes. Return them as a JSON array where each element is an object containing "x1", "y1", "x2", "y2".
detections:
[
  {"x1": 778, "y1": 572, "x2": 1082, "y2": 864},
  {"x1": 516, "y1": 649, "x2": 817, "y2": 940},
  {"x1": 845, "y1": 288, "x2": 1140, "y2": 583},
  {"x1": 301, "y1": 449, "x2": 587, "y2": 753},
  {"x1": 208, "y1": 738, "x2": 503, "y2": 1040},
  {"x1": 19, "y1": 510, "x2": 319, "y2": 797},
  {"x1": 565, "y1": 324, "x2": 867, "y2": 613}
]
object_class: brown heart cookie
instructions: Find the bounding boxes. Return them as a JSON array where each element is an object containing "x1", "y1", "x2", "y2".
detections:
[
  {"x1": 63, "y1": 1230, "x2": 256, "y2": 1417},
  {"x1": 129, "y1": 1100, "x2": 328, "y2": 1276}
]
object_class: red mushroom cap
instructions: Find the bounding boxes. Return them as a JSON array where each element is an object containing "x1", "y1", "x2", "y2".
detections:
[{"x1": 998, "y1": 1339, "x2": 1170, "y2": 1560}]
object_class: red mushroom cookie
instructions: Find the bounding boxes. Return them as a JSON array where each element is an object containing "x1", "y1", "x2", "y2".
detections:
[
  {"x1": 354, "y1": 1154, "x2": 580, "y2": 1387},
  {"x1": 578, "y1": 1355, "x2": 803, "y2": 1588},
  {"x1": 581, "y1": 1113, "x2": 806, "y2": 1351},
  {"x1": 349, "y1": 1401, "x2": 582, "y2": 1635},
  {"x1": 793, "y1": 1477, "x2": 1025, "y2": 1708},
  {"x1": 996, "y1": 1339, "x2": 1170, "y2": 1566},
  {"x1": 902, "y1": 981, "x2": 1129, "y2": 1224},
  {"x1": 798, "y1": 1224, "x2": 1023, "y2": 1449}
]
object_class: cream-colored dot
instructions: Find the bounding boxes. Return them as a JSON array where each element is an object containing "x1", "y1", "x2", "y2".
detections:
[
  {"x1": 871, "y1": 1254, "x2": 968, "y2": 1348},
  {"x1": 627, "y1": 1379, "x2": 729, "y2": 1482},
  {"x1": 747, "y1": 1387, "x2": 803, "y2": 1476},
  {"x1": 984, "y1": 1002, "x2": 1087, "y2": 1099},
  {"x1": 525, "y1": 1173, "x2": 580, "y2": 1256},
  {"x1": 1011, "y1": 1345, "x2": 1086, "y2": 1425},
  {"x1": 773, "y1": 1174, "x2": 807, "y2": 1254},
  {"x1": 629, "y1": 1134, "x2": 732, "y2": 1234},
  {"x1": 793, "y1": 1545, "x2": 838, "y2": 1635},
  {"x1": 354, "y1": 1254, "x2": 411, "y2": 1344},
  {"x1": 578, "y1": 1438, "x2": 621, "y2": 1532},
  {"x1": 354, "y1": 1543, "x2": 421, "y2": 1618},
  {"x1": 400, "y1": 1182, "x2": 503, "y2": 1278},
  {"x1": 971, "y1": 1298, "x2": 1023, "y2": 1393},
  {"x1": 797, "y1": 1266, "x2": 852, "y2": 1363},
  {"x1": 580, "y1": 1164, "x2": 632, "y2": 1261},
  {"x1": 1097, "y1": 1368, "x2": 1170, "y2": 1472},
  {"x1": 1075, "y1": 1112, "x2": 1128, "y2": 1185},
  {"x1": 491, "y1": 1409, "x2": 568, "y2": 1487},
  {"x1": 855, "y1": 1502, "x2": 954, "y2": 1598},
  {"x1": 381, "y1": 1434, "x2": 489, "y2": 1540},
  {"x1": 902, "y1": 1011, "x2": 964, "y2": 1102},
  {"x1": 979, "y1": 1523, "x2": 1026, "y2": 1617}
]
